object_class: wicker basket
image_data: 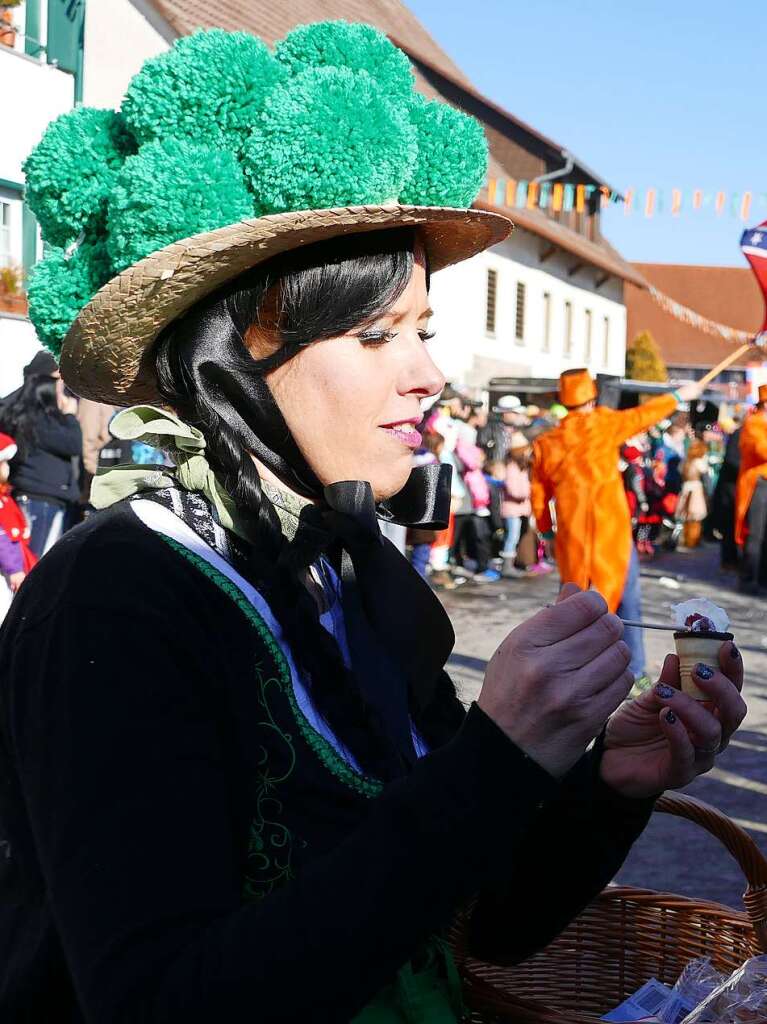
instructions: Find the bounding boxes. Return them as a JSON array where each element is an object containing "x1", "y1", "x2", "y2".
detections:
[{"x1": 450, "y1": 793, "x2": 767, "y2": 1023}]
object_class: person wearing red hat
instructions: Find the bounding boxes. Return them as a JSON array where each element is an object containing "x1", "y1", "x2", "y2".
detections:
[
  {"x1": 532, "y1": 369, "x2": 703, "y2": 678},
  {"x1": 0, "y1": 433, "x2": 37, "y2": 618},
  {"x1": 735, "y1": 383, "x2": 767, "y2": 591}
]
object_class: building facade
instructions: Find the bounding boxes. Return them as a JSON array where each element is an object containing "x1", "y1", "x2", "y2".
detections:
[
  {"x1": 0, "y1": 0, "x2": 77, "y2": 391},
  {"x1": 3, "y1": 0, "x2": 641, "y2": 397}
]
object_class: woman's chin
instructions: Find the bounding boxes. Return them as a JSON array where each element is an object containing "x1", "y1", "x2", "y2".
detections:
[{"x1": 370, "y1": 461, "x2": 413, "y2": 503}]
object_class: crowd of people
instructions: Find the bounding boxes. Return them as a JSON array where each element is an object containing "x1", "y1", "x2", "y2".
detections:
[
  {"x1": 407, "y1": 387, "x2": 558, "y2": 587},
  {"x1": 0, "y1": 356, "x2": 754, "y2": 621},
  {"x1": 620, "y1": 414, "x2": 730, "y2": 557},
  {"x1": 403, "y1": 382, "x2": 756, "y2": 601}
]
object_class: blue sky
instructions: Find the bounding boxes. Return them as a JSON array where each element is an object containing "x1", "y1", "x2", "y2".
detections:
[{"x1": 408, "y1": 0, "x2": 766, "y2": 267}]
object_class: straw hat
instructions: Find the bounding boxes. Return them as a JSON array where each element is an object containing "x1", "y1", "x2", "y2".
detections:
[
  {"x1": 559, "y1": 368, "x2": 598, "y2": 408},
  {"x1": 22, "y1": 22, "x2": 512, "y2": 407}
]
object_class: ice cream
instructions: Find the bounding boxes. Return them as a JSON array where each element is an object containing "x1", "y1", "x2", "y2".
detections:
[{"x1": 672, "y1": 599, "x2": 732, "y2": 700}]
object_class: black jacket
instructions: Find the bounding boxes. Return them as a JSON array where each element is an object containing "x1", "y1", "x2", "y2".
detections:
[
  {"x1": 8, "y1": 412, "x2": 81, "y2": 505},
  {"x1": 0, "y1": 504, "x2": 655, "y2": 1022}
]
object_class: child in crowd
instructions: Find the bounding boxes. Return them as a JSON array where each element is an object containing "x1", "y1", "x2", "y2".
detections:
[
  {"x1": 678, "y1": 438, "x2": 710, "y2": 549},
  {"x1": 459, "y1": 442, "x2": 499, "y2": 581},
  {"x1": 0, "y1": 433, "x2": 37, "y2": 621},
  {"x1": 501, "y1": 433, "x2": 532, "y2": 571}
]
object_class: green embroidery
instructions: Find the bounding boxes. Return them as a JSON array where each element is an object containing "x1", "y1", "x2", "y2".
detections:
[{"x1": 161, "y1": 535, "x2": 383, "y2": 797}]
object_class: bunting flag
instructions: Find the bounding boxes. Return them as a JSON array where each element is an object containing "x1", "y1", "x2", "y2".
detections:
[
  {"x1": 485, "y1": 178, "x2": 763, "y2": 221},
  {"x1": 740, "y1": 221, "x2": 767, "y2": 337},
  {"x1": 647, "y1": 286, "x2": 755, "y2": 344}
]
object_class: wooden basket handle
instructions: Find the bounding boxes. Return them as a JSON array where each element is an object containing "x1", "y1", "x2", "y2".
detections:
[{"x1": 655, "y1": 791, "x2": 767, "y2": 950}]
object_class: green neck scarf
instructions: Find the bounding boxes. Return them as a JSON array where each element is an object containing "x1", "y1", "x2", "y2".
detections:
[{"x1": 90, "y1": 405, "x2": 250, "y2": 540}]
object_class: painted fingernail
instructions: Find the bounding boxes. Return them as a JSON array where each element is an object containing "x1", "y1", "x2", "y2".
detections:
[
  {"x1": 731, "y1": 645, "x2": 741, "y2": 660},
  {"x1": 695, "y1": 663, "x2": 715, "y2": 680},
  {"x1": 666, "y1": 710, "x2": 677, "y2": 724},
  {"x1": 656, "y1": 684, "x2": 676, "y2": 699}
]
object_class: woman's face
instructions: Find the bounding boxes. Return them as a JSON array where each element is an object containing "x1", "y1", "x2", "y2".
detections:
[{"x1": 263, "y1": 258, "x2": 445, "y2": 501}]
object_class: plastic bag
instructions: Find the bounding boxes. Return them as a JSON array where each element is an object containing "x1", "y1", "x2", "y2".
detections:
[
  {"x1": 656, "y1": 958, "x2": 725, "y2": 1024},
  {"x1": 681, "y1": 955, "x2": 767, "y2": 1023}
]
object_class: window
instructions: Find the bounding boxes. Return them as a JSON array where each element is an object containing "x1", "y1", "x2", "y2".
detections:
[
  {"x1": 563, "y1": 301, "x2": 573, "y2": 356},
  {"x1": 0, "y1": 203, "x2": 10, "y2": 268},
  {"x1": 603, "y1": 316, "x2": 610, "y2": 366},
  {"x1": 485, "y1": 268, "x2": 497, "y2": 335},
  {"x1": 584, "y1": 309, "x2": 593, "y2": 361},
  {"x1": 542, "y1": 292, "x2": 551, "y2": 352},
  {"x1": 514, "y1": 281, "x2": 526, "y2": 344}
]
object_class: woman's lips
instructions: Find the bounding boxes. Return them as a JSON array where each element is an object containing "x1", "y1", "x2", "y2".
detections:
[{"x1": 380, "y1": 423, "x2": 422, "y2": 449}]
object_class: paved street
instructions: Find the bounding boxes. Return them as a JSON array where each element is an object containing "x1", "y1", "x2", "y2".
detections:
[{"x1": 441, "y1": 543, "x2": 767, "y2": 911}]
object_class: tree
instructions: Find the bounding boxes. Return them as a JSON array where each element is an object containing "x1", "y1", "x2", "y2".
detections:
[{"x1": 625, "y1": 329, "x2": 668, "y2": 382}]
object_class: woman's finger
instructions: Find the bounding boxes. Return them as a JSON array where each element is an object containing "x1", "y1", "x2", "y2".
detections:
[
  {"x1": 531, "y1": 589, "x2": 609, "y2": 646},
  {"x1": 658, "y1": 707, "x2": 696, "y2": 787},
  {"x1": 566, "y1": 637, "x2": 632, "y2": 694},
  {"x1": 643, "y1": 684, "x2": 723, "y2": 752},
  {"x1": 556, "y1": 582, "x2": 582, "y2": 604},
  {"x1": 591, "y1": 667, "x2": 635, "y2": 720},
  {"x1": 718, "y1": 641, "x2": 743, "y2": 693},
  {"x1": 689, "y1": 664, "x2": 747, "y2": 752},
  {"x1": 552, "y1": 613, "x2": 625, "y2": 671}
]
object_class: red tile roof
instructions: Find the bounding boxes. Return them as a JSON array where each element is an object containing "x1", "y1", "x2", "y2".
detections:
[
  {"x1": 625, "y1": 263, "x2": 765, "y2": 369},
  {"x1": 150, "y1": 0, "x2": 472, "y2": 86}
]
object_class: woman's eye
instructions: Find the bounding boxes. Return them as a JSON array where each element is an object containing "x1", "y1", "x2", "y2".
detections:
[
  {"x1": 358, "y1": 329, "x2": 398, "y2": 346},
  {"x1": 419, "y1": 330, "x2": 436, "y2": 343}
]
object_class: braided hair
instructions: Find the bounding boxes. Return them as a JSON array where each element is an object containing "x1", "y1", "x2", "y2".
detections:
[{"x1": 155, "y1": 229, "x2": 464, "y2": 775}]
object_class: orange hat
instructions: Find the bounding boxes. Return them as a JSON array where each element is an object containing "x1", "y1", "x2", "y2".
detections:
[
  {"x1": 559, "y1": 368, "x2": 598, "y2": 408},
  {"x1": 758, "y1": 384, "x2": 767, "y2": 404}
]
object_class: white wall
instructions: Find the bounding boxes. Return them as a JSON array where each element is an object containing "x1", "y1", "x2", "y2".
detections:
[
  {"x1": 83, "y1": 0, "x2": 172, "y2": 108},
  {"x1": 0, "y1": 317, "x2": 46, "y2": 397},
  {"x1": 0, "y1": 48, "x2": 74, "y2": 185},
  {"x1": 428, "y1": 230, "x2": 627, "y2": 388}
]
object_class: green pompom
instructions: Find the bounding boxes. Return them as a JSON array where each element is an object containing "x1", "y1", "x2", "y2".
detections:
[
  {"x1": 22, "y1": 108, "x2": 135, "y2": 249},
  {"x1": 121, "y1": 29, "x2": 283, "y2": 151},
  {"x1": 400, "y1": 99, "x2": 488, "y2": 207},
  {"x1": 106, "y1": 138, "x2": 255, "y2": 273},
  {"x1": 27, "y1": 240, "x2": 114, "y2": 356},
  {"x1": 242, "y1": 67, "x2": 416, "y2": 214},
  {"x1": 275, "y1": 21, "x2": 413, "y2": 99}
]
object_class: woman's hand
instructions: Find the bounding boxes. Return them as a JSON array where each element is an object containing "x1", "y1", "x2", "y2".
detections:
[
  {"x1": 478, "y1": 583, "x2": 633, "y2": 779},
  {"x1": 600, "y1": 643, "x2": 746, "y2": 799}
]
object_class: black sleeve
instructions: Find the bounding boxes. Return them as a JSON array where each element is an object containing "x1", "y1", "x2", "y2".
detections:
[
  {"x1": 34, "y1": 413, "x2": 82, "y2": 458},
  {"x1": 467, "y1": 736, "x2": 656, "y2": 963},
  {"x1": 5, "y1": 532, "x2": 562, "y2": 1023}
]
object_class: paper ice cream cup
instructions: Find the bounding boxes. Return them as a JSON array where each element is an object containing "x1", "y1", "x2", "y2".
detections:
[{"x1": 673, "y1": 631, "x2": 733, "y2": 699}]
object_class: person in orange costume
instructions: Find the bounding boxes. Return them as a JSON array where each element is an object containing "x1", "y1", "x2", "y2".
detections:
[
  {"x1": 532, "y1": 368, "x2": 703, "y2": 678},
  {"x1": 735, "y1": 384, "x2": 767, "y2": 591}
]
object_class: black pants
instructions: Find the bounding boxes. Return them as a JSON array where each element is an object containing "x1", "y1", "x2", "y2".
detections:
[
  {"x1": 451, "y1": 514, "x2": 473, "y2": 566},
  {"x1": 469, "y1": 515, "x2": 492, "y2": 572},
  {"x1": 742, "y1": 478, "x2": 767, "y2": 585},
  {"x1": 719, "y1": 482, "x2": 739, "y2": 567}
]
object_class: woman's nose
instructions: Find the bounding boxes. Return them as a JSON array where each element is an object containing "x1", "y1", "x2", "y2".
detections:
[{"x1": 401, "y1": 335, "x2": 445, "y2": 398}]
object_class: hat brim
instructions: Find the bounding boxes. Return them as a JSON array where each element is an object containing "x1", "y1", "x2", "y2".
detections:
[{"x1": 60, "y1": 204, "x2": 512, "y2": 407}]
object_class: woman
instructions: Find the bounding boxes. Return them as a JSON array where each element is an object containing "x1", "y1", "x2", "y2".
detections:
[
  {"x1": 0, "y1": 23, "x2": 746, "y2": 1022},
  {"x1": 0, "y1": 373, "x2": 81, "y2": 555}
]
